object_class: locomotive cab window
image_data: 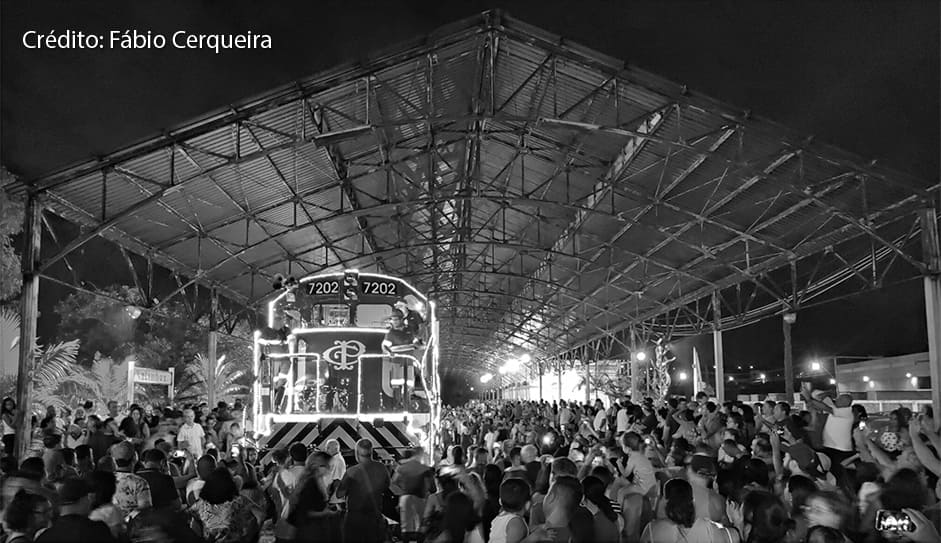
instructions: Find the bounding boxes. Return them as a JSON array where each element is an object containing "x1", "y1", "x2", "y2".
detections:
[{"x1": 356, "y1": 304, "x2": 393, "y2": 328}]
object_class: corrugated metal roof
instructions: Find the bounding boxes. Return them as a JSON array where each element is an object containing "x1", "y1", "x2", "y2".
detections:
[{"x1": 13, "y1": 10, "x2": 934, "y2": 376}]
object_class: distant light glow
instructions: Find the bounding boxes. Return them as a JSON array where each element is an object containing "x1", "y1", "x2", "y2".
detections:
[
  {"x1": 635, "y1": 352, "x2": 647, "y2": 362},
  {"x1": 728, "y1": 376, "x2": 734, "y2": 382},
  {"x1": 829, "y1": 378, "x2": 836, "y2": 385},
  {"x1": 760, "y1": 373, "x2": 767, "y2": 380},
  {"x1": 868, "y1": 381, "x2": 875, "y2": 389},
  {"x1": 862, "y1": 376, "x2": 870, "y2": 382},
  {"x1": 911, "y1": 376, "x2": 919, "y2": 387},
  {"x1": 480, "y1": 373, "x2": 493, "y2": 383},
  {"x1": 811, "y1": 361, "x2": 821, "y2": 371},
  {"x1": 906, "y1": 373, "x2": 912, "y2": 378},
  {"x1": 520, "y1": 353, "x2": 532, "y2": 364},
  {"x1": 678, "y1": 371, "x2": 688, "y2": 381}
]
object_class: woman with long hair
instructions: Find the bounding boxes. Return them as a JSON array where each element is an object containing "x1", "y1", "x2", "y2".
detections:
[
  {"x1": 642, "y1": 478, "x2": 740, "y2": 542},
  {"x1": 582, "y1": 475, "x2": 619, "y2": 543},
  {"x1": 1, "y1": 397, "x2": 16, "y2": 458},
  {"x1": 288, "y1": 451, "x2": 340, "y2": 543},
  {"x1": 433, "y1": 491, "x2": 484, "y2": 543},
  {"x1": 743, "y1": 492, "x2": 792, "y2": 543},
  {"x1": 118, "y1": 405, "x2": 150, "y2": 449},
  {"x1": 189, "y1": 467, "x2": 259, "y2": 543}
]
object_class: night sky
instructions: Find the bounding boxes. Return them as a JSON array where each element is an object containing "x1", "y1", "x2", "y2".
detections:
[{"x1": 2, "y1": 1, "x2": 938, "y2": 400}]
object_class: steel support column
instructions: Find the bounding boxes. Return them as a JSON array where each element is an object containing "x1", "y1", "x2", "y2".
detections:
[
  {"x1": 630, "y1": 327, "x2": 640, "y2": 401},
  {"x1": 783, "y1": 315, "x2": 794, "y2": 402},
  {"x1": 919, "y1": 207, "x2": 941, "y2": 418},
  {"x1": 207, "y1": 288, "x2": 219, "y2": 409},
  {"x1": 585, "y1": 361, "x2": 591, "y2": 404},
  {"x1": 539, "y1": 363, "x2": 543, "y2": 399},
  {"x1": 713, "y1": 293, "x2": 725, "y2": 403},
  {"x1": 14, "y1": 196, "x2": 41, "y2": 461},
  {"x1": 557, "y1": 362, "x2": 562, "y2": 401}
]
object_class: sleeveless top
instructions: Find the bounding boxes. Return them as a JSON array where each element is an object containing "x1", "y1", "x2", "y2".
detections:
[
  {"x1": 644, "y1": 518, "x2": 736, "y2": 543},
  {"x1": 1, "y1": 416, "x2": 14, "y2": 436},
  {"x1": 489, "y1": 511, "x2": 527, "y2": 543}
]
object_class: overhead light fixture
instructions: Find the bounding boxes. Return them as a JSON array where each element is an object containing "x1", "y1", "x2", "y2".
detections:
[
  {"x1": 480, "y1": 373, "x2": 493, "y2": 383},
  {"x1": 829, "y1": 378, "x2": 836, "y2": 385},
  {"x1": 810, "y1": 361, "x2": 821, "y2": 371},
  {"x1": 911, "y1": 376, "x2": 919, "y2": 387},
  {"x1": 125, "y1": 305, "x2": 142, "y2": 319},
  {"x1": 783, "y1": 312, "x2": 797, "y2": 324},
  {"x1": 728, "y1": 376, "x2": 734, "y2": 382},
  {"x1": 869, "y1": 381, "x2": 875, "y2": 389},
  {"x1": 520, "y1": 353, "x2": 532, "y2": 364},
  {"x1": 759, "y1": 373, "x2": 767, "y2": 380},
  {"x1": 635, "y1": 351, "x2": 647, "y2": 362},
  {"x1": 862, "y1": 376, "x2": 870, "y2": 382},
  {"x1": 678, "y1": 371, "x2": 688, "y2": 381},
  {"x1": 906, "y1": 373, "x2": 912, "y2": 378}
]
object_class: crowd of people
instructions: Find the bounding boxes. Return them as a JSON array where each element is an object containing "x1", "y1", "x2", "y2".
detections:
[{"x1": 2, "y1": 387, "x2": 941, "y2": 543}]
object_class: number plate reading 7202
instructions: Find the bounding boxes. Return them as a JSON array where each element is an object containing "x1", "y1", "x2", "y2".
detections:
[
  {"x1": 307, "y1": 280, "x2": 340, "y2": 295},
  {"x1": 361, "y1": 280, "x2": 397, "y2": 295}
]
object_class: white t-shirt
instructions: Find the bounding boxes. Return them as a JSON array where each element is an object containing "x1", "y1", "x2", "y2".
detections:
[
  {"x1": 593, "y1": 410, "x2": 607, "y2": 432},
  {"x1": 177, "y1": 422, "x2": 205, "y2": 457},
  {"x1": 616, "y1": 409, "x2": 630, "y2": 434},
  {"x1": 822, "y1": 405, "x2": 854, "y2": 451}
]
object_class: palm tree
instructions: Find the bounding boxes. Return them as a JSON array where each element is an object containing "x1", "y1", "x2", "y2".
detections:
[
  {"x1": 0, "y1": 306, "x2": 82, "y2": 413},
  {"x1": 62, "y1": 354, "x2": 138, "y2": 409},
  {"x1": 174, "y1": 353, "x2": 249, "y2": 407}
]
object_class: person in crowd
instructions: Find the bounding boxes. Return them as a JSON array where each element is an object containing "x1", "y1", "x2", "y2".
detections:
[
  {"x1": 528, "y1": 475, "x2": 584, "y2": 543},
  {"x1": 186, "y1": 454, "x2": 218, "y2": 505},
  {"x1": 270, "y1": 442, "x2": 307, "y2": 543},
  {"x1": 73, "y1": 444, "x2": 95, "y2": 479},
  {"x1": 35, "y1": 478, "x2": 115, "y2": 543},
  {"x1": 1, "y1": 397, "x2": 17, "y2": 459},
  {"x1": 488, "y1": 477, "x2": 530, "y2": 543},
  {"x1": 2, "y1": 489, "x2": 53, "y2": 543},
  {"x1": 87, "y1": 470, "x2": 125, "y2": 538},
  {"x1": 392, "y1": 446, "x2": 435, "y2": 535},
  {"x1": 643, "y1": 478, "x2": 739, "y2": 543},
  {"x1": 2, "y1": 457, "x2": 57, "y2": 510},
  {"x1": 288, "y1": 450, "x2": 341, "y2": 543},
  {"x1": 111, "y1": 440, "x2": 152, "y2": 518},
  {"x1": 188, "y1": 467, "x2": 259, "y2": 543},
  {"x1": 137, "y1": 448, "x2": 182, "y2": 510},
  {"x1": 119, "y1": 404, "x2": 150, "y2": 449},
  {"x1": 423, "y1": 465, "x2": 462, "y2": 538},
  {"x1": 322, "y1": 438, "x2": 347, "y2": 504},
  {"x1": 433, "y1": 491, "x2": 485, "y2": 543},
  {"x1": 337, "y1": 439, "x2": 391, "y2": 543},
  {"x1": 178, "y1": 408, "x2": 206, "y2": 458},
  {"x1": 581, "y1": 475, "x2": 618, "y2": 543}
]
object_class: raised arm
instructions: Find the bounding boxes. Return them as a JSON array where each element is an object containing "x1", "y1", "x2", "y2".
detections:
[
  {"x1": 768, "y1": 429, "x2": 784, "y2": 479},
  {"x1": 909, "y1": 419, "x2": 941, "y2": 477}
]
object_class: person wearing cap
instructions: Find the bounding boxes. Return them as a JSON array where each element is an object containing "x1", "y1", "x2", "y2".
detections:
[
  {"x1": 35, "y1": 478, "x2": 115, "y2": 543},
  {"x1": 110, "y1": 441, "x2": 153, "y2": 518},
  {"x1": 394, "y1": 299, "x2": 424, "y2": 338}
]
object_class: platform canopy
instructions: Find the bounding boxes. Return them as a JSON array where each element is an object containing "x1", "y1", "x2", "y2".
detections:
[{"x1": 5, "y1": 11, "x2": 937, "y2": 379}]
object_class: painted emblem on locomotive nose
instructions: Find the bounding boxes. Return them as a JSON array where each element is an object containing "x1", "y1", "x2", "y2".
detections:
[{"x1": 323, "y1": 340, "x2": 366, "y2": 370}]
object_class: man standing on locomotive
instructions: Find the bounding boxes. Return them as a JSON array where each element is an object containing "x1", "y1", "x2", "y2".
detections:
[
  {"x1": 383, "y1": 310, "x2": 418, "y2": 410},
  {"x1": 394, "y1": 299, "x2": 425, "y2": 340}
]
